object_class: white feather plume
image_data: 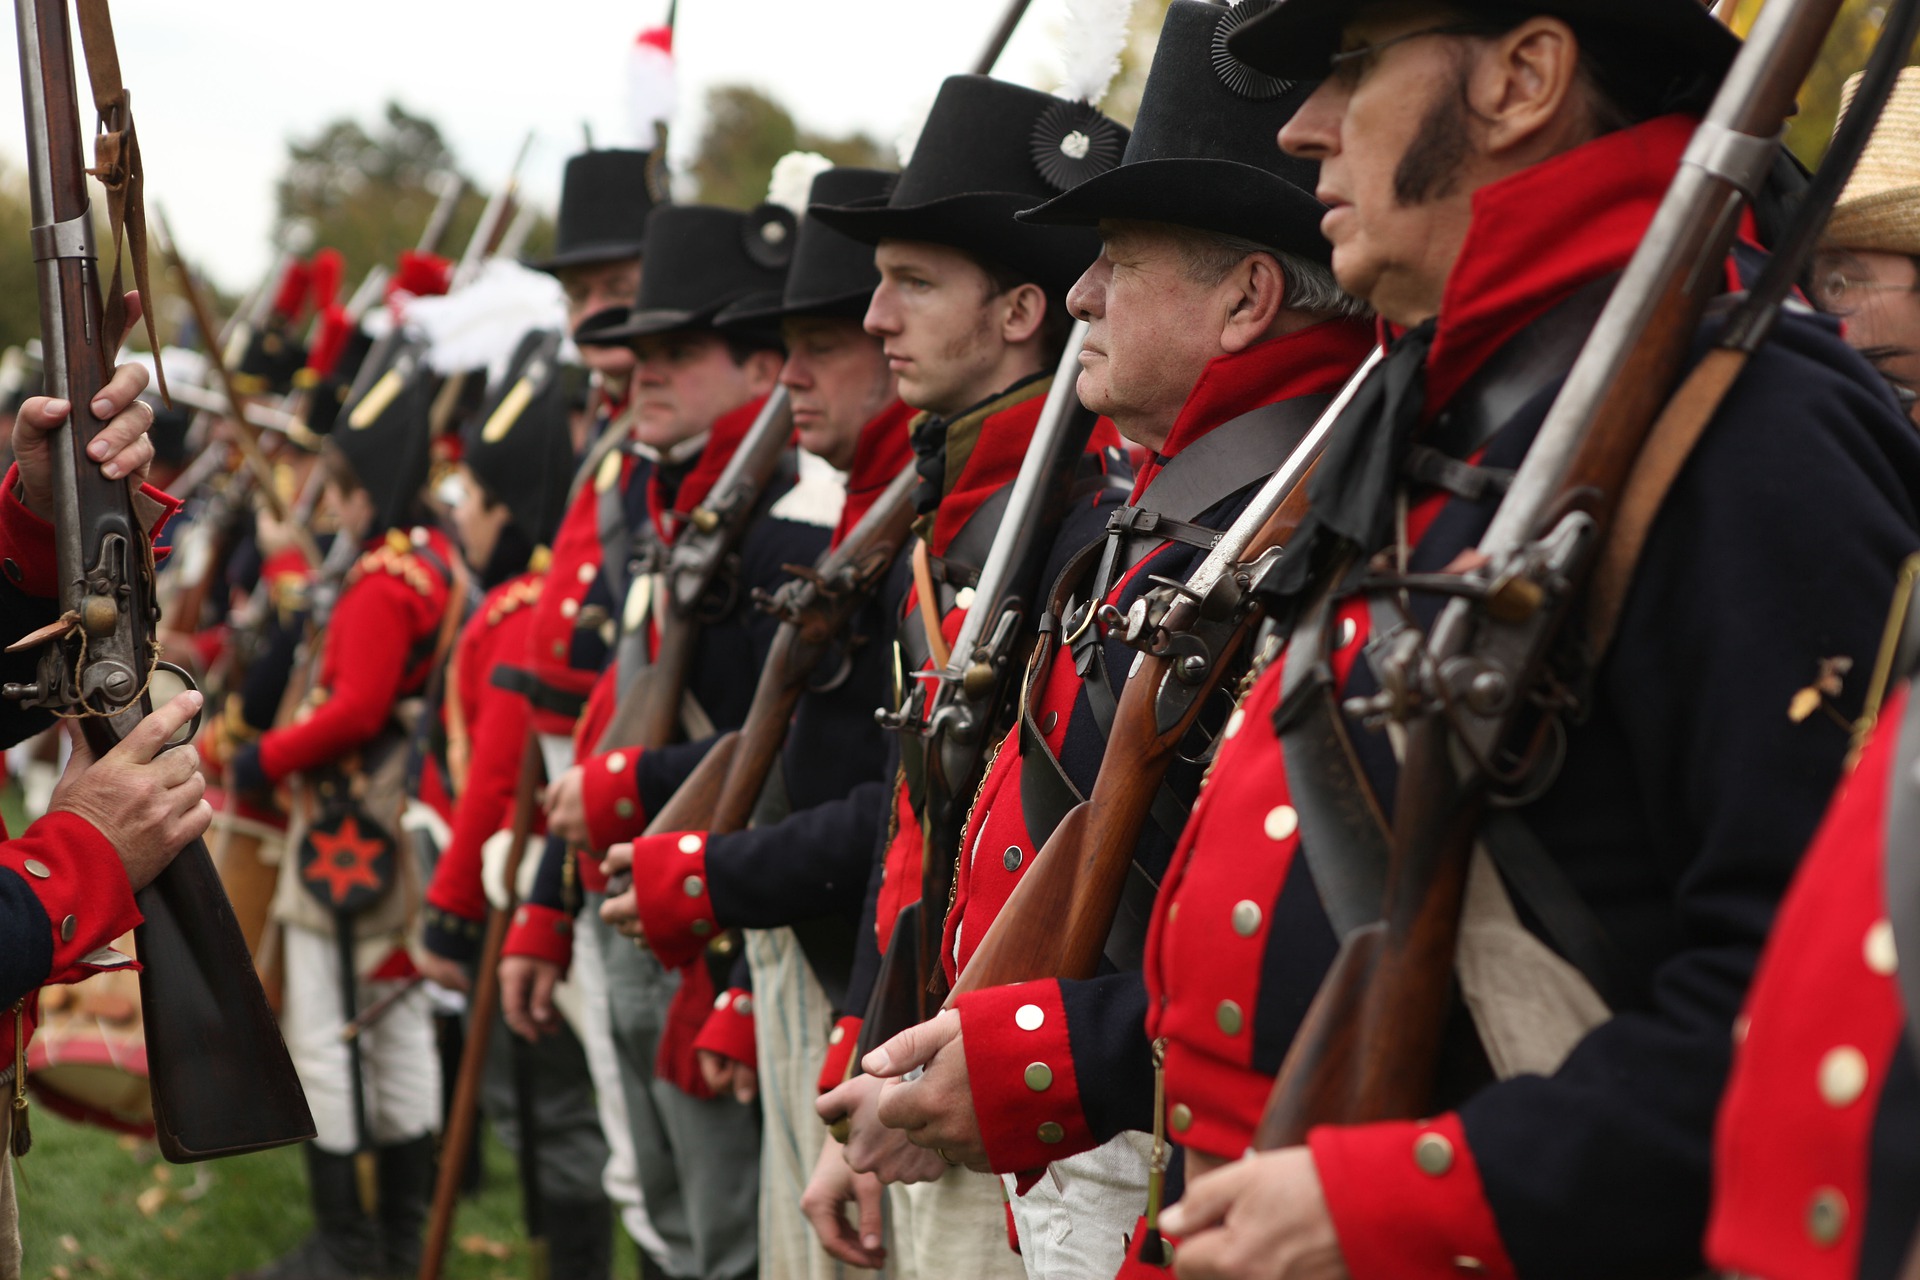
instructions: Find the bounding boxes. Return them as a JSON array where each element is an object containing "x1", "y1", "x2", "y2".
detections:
[
  {"x1": 401, "y1": 259, "x2": 569, "y2": 382},
  {"x1": 767, "y1": 151, "x2": 835, "y2": 216},
  {"x1": 628, "y1": 27, "x2": 678, "y2": 150},
  {"x1": 895, "y1": 93, "x2": 935, "y2": 168},
  {"x1": 1056, "y1": 0, "x2": 1133, "y2": 105}
]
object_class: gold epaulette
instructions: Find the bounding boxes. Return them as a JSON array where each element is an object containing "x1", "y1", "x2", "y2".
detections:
[
  {"x1": 347, "y1": 537, "x2": 440, "y2": 599},
  {"x1": 484, "y1": 577, "x2": 543, "y2": 627}
]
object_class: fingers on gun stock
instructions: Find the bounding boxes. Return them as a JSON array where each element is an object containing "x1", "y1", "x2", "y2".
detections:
[{"x1": 51, "y1": 690, "x2": 208, "y2": 891}]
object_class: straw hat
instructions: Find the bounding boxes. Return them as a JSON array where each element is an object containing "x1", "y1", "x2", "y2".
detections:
[{"x1": 1827, "y1": 67, "x2": 1920, "y2": 256}]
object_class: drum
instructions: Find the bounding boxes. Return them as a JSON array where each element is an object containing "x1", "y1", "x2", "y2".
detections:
[{"x1": 27, "y1": 942, "x2": 150, "y2": 1136}]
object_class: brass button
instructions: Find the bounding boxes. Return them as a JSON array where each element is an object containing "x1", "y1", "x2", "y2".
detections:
[
  {"x1": 615, "y1": 798, "x2": 636, "y2": 820},
  {"x1": 562, "y1": 598, "x2": 580, "y2": 619},
  {"x1": 829, "y1": 1025, "x2": 845, "y2": 1045},
  {"x1": 1866, "y1": 919, "x2": 1898, "y2": 976},
  {"x1": 1336, "y1": 617, "x2": 1358, "y2": 650},
  {"x1": 1025, "y1": 1062, "x2": 1053, "y2": 1092},
  {"x1": 678, "y1": 834, "x2": 703, "y2": 855},
  {"x1": 1453, "y1": 1258, "x2": 1486, "y2": 1273},
  {"x1": 1004, "y1": 846, "x2": 1023, "y2": 872},
  {"x1": 1168, "y1": 902, "x2": 1179, "y2": 923},
  {"x1": 955, "y1": 587, "x2": 976, "y2": 610},
  {"x1": 683, "y1": 875, "x2": 704, "y2": 897},
  {"x1": 713, "y1": 992, "x2": 730, "y2": 1010},
  {"x1": 691, "y1": 919, "x2": 712, "y2": 937},
  {"x1": 1216, "y1": 1000, "x2": 1243, "y2": 1036},
  {"x1": 1225, "y1": 708, "x2": 1246, "y2": 739},
  {"x1": 1807, "y1": 1187, "x2": 1847, "y2": 1246},
  {"x1": 578, "y1": 563, "x2": 597, "y2": 584},
  {"x1": 1037, "y1": 1121, "x2": 1065, "y2": 1144},
  {"x1": 1413, "y1": 1132, "x2": 1454, "y2": 1176},
  {"x1": 1819, "y1": 1046, "x2": 1869, "y2": 1107},
  {"x1": 1015, "y1": 1003, "x2": 1045, "y2": 1032},
  {"x1": 59, "y1": 914, "x2": 75, "y2": 943},
  {"x1": 1263, "y1": 805, "x2": 1298, "y2": 842},
  {"x1": 1169, "y1": 1103, "x2": 1192, "y2": 1132},
  {"x1": 1042, "y1": 711, "x2": 1058, "y2": 734},
  {"x1": 733, "y1": 994, "x2": 754, "y2": 1016},
  {"x1": 607, "y1": 752, "x2": 628, "y2": 774},
  {"x1": 21, "y1": 859, "x2": 48, "y2": 879},
  {"x1": 1732, "y1": 1015, "x2": 1750, "y2": 1045},
  {"x1": 551, "y1": 641, "x2": 566, "y2": 657},
  {"x1": 1231, "y1": 900, "x2": 1262, "y2": 937}
]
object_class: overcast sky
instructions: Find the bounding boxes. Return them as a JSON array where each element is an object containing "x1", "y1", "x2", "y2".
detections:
[{"x1": 0, "y1": 0, "x2": 1084, "y2": 291}]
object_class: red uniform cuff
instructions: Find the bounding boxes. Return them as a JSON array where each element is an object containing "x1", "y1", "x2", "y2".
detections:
[
  {"x1": 1309, "y1": 1114, "x2": 1515, "y2": 1280},
  {"x1": 957, "y1": 979, "x2": 1096, "y2": 1174},
  {"x1": 693, "y1": 987, "x2": 758, "y2": 1066},
  {"x1": 501, "y1": 902, "x2": 574, "y2": 974},
  {"x1": 629, "y1": 830, "x2": 720, "y2": 970},
  {"x1": 581, "y1": 746, "x2": 648, "y2": 850},
  {"x1": 5, "y1": 810, "x2": 145, "y2": 981},
  {"x1": 0, "y1": 466, "x2": 59, "y2": 598},
  {"x1": 818, "y1": 1015, "x2": 863, "y2": 1093}
]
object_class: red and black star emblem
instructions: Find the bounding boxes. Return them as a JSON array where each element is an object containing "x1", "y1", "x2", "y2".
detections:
[{"x1": 299, "y1": 810, "x2": 395, "y2": 915}]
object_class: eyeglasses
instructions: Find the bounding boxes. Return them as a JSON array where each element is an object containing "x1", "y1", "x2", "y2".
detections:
[
  {"x1": 1815, "y1": 260, "x2": 1920, "y2": 315},
  {"x1": 1327, "y1": 22, "x2": 1510, "y2": 86}
]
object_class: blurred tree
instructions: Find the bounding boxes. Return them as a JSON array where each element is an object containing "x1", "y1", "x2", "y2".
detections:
[
  {"x1": 688, "y1": 85, "x2": 888, "y2": 208},
  {"x1": 0, "y1": 161, "x2": 37, "y2": 353},
  {"x1": 1729, "y1": 0, "x2": 1903, "y2": 165},
  {"x1": 270, "y1": 101, "x2": 551, "y2": 304}
]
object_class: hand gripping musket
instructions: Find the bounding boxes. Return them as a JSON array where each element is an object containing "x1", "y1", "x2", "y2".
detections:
[
  {"x1": 864, "y1": 323, "x2": 1102, "y2": 1043},
  {"x1": 8, "y1": 0, "x2": 313, "y2": 1161},
  {"x1": 641, "y1": 461, "x2": 922, "y2": 838},
  {"x1": 948, "y1": 351, "x2": 1381, "y2": 999},
  {"x1": 1251, "y1": 0, "x2": 1854, "y2": 1151}
]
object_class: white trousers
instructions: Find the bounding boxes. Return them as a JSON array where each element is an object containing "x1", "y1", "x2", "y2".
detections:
[
  {"x1": 1003, "y1": 1133, "x2": 1153, "y2": 1280},
  {"x1": 887, "y1": 1166, "x2": 1027, "y2": 1280},
  {"x1": 281, "y1": 924, "x2": 441, "y2": 1154}
]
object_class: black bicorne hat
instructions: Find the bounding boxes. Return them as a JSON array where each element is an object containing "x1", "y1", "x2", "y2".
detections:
[
  {"x1": 330, "y1": 347, "x2": 438, "y2": 534},
  {"x1": 1226, "y1": 0, "x2": 1738, "y2": 89},
  {"x1": 1020, "y1": 0, "x2": 1330, "y2": 265},
  {"x1": 716, "y1": 168, "x2": 897, "y2": 328},
  {"x1": 525, "y1": 149, "x2": 670, "y2": 275},
  {"x1": 809, "y1": 75, "x2": 1130, "y2": 298},
  {"x1": 462, "y1": 329, "x2": 575, "y2": 548},
  {"x1": 578, "y1": 203, "x2": 793, "y2": 346},
  {"x1": 233, "y1": 324, "x2": 309, "y2": 398}
]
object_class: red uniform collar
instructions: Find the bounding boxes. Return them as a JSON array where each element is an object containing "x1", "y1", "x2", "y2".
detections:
[
  {"x1": 650, "y1": 392, "x2": 771, "y2": 544},
  {"x1": 1416, "y1": 114, "x2": 1741, "y2": 417},
  {"x1": 835, "y1": 399, "x2": 918, "y2": 546},
  {"x1": 1131, "y1": 317, "x2": 1377, "y2": 500}
]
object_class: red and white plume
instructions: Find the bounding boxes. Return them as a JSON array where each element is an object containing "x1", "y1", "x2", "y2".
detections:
[{"x1": 629, "y1": 26, "x2": 677, "y2": 150}]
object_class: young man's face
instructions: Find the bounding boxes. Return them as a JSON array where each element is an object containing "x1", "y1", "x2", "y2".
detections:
[
  {"x1": 628, "y1": 329, "x2": 763, "y2": 451},
  {"x1": 780, "y1": 316, "x2": 897, "y2": 471},
  {"x1": 448, "y1": 463, "x2": 511, "y2": 571},
  {"x1": 558, "y1": 257, "x2": 642, "y2": 382},
  {"x1": 865, "y1": 240, "x2": 1023, "y2": 418}
]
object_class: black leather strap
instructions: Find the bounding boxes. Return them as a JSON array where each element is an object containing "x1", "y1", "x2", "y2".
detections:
[
  {"x1": 1480, "y1": 810, "x2": 1624, "y2": 1006},
  {"x1": 489, "y1": 664, "x2": 587, "y2": 719}
]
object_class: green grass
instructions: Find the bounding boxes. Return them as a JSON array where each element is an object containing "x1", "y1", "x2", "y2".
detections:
[{"x1": 15, "y1": 1109, "x2": 641, "y2": 1279}]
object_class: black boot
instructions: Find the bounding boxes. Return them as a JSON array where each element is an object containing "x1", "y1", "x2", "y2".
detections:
[
  {"x1": 229, "y1": 1145, "x2": 383, "y2": 1280},
  {"x1": 537, "y1": 1196, "x2": 612, "y2": 1280},
  {"x1": 374, "y1": 1135, "x2": 437, "y2": 1279}
]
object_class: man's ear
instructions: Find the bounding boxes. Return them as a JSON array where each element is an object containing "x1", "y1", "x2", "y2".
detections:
[
  {"x1": 744, "y1": 348, "x2": 785, "y2": 395},
  {"x1": 1220, "y1": 253, "x2": 1290, "y2": 354},
  {"x1": 1470, "y1": 16, "x2": 1585, "y2": 160},
  {"x1": 1000, "y1": 282, "x2": 1051, "y2": 347}
]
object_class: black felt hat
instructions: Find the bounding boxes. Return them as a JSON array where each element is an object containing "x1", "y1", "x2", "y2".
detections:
[
  {"x1": 809, "y1": 75, "x2": 1129, "y2": 298},
  {"x1": 1226, "y1": 0, "x2": 1738, "y2": 89},
  {"x1": 463, "y1": 329, "x2": 574, "y2": 548},
  {"x1": 1020, "y1": 0, "x2": 1329, "y2": 265},
  {"x1": 330, "y1": 350, "x2": 438, "y2": 533},
  {"x1": 526, "y1": 149, "x2": 669, "y2": 275},
  {"x1": 716, "y1": 168, "x2": 897, "y2": 328},
  {"x1": 578, "y1": 203, "x2": 794, "y2": 346}
]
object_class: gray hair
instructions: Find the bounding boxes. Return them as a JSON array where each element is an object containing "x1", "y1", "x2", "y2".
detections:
[{"x1": 1176, "y1": 227, "x2": 1371, "y2": 321}]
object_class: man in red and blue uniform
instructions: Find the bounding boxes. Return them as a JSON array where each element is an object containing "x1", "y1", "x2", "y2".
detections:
[
  {"x1": 939, "y1": 4, "x2": 1920, "y2": 1279},
  {"x1": 849, "y1": 9, "x2": 1371, "y2": 1276}
]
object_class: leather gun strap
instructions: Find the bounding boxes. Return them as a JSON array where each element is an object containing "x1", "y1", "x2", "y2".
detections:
[
  {"x1": 1273, "y1": 571, "x2": 1393, "y2": 938},
  {"x1": 73, "y1": 0, "x2": 163, "y2": 398},
  {"x1": 911, "y1": 540, "x2": 952, "y2": 672}
]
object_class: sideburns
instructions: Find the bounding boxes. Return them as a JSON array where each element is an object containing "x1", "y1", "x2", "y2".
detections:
[{"x1": 1392, "y1": 60, "x2": 1476, "y2": 207}]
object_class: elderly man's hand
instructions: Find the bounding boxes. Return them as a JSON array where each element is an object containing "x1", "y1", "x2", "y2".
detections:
[
  {"x1": 800, "y1": 1134, "x2": 889, "y2": 1269},
  {"x1": 865, "y1": 1009, "x2": 991, "y2": 1170},
  {"x1": 817, "y1": 1070, "x2": 949, "y2": 1185},
  {"x1": 1159, "y1": 1147, "x2": 1350, "y2": 1280},
  {"x1": 14, "y1": 292, "x2": 157, "y2": 521},
  {"x1": 544, "y1": 764, "x2": 589, "y2": 847},
  {"x1": 48, "y1": 689, "x2": 210, "y2": 891}
]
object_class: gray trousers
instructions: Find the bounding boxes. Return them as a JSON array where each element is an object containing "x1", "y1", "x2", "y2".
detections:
[
  {"x1": 589, "y1": 899, "x2": 760, "y2": 1280},
  {"x1": 479, "y1": 1003, "x2": 610, "y2": 1206}
]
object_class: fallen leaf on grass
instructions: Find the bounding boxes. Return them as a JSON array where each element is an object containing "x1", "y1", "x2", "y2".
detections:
[
  {"x1": 133, "y1": 1184, "x2": 167, "y2": 1218},
  {"x1": 457, "y1": 1235, "x2": 512, "y2": 1259},
  {"x1": 57, "y1": 1235, "x2": 77, "y2": 1254}
]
